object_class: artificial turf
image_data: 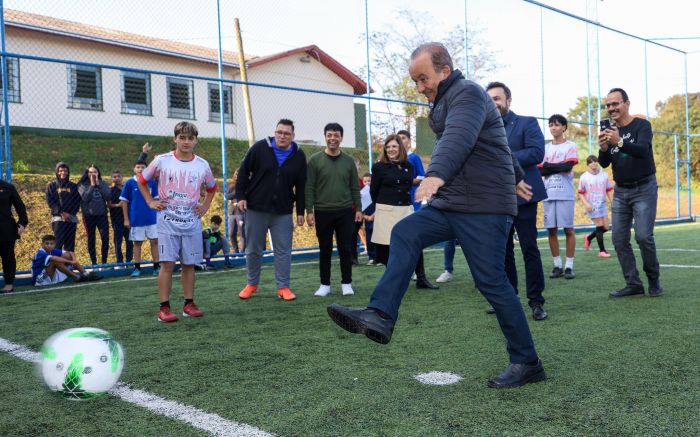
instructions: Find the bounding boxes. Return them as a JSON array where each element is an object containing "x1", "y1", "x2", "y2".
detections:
[{"x1": 0, "y1": 222, "x2": 698, "y2": 436}]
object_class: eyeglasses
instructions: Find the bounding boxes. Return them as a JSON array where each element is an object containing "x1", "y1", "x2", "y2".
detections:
[
  {"x1": 605, "y1": 101, "x2": 623, "y2": 109},
  {"x1": 275, "y1": 130, "x2": 293, "y2": 137}
]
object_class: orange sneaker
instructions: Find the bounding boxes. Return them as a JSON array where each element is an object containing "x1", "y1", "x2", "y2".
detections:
[
  {"x1": 239, "y1": 284, "x2": 258, "y2": 299},
  {"x1": 158, "y1": 307, "x2": 179, "y2": 323},
  {"x1": 183, "y1": 302, "x2": 204, "y2": 317},
  {"x1": 277, "y1": 287, "x2": 296, "y2": 301}
]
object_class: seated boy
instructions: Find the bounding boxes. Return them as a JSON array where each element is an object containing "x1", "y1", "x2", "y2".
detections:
[
  {"x1": 32, "y1": 235, "x2": 102, "y2": 286},
  {"x1": 202, "y1": 215, "x2": 232, "y2": 269}
]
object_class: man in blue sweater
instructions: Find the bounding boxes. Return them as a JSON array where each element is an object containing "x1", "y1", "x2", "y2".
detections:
[{"x1": 328, "y1": 43, "x2": 544, "y2": 389}]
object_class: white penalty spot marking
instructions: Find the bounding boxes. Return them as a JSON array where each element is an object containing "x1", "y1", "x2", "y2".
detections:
[
  {"x1": 414, "y1": 371, "x2": 463, "y2": 385},
  {"x1": 0, "y1": 337, "x2": 273, "y2": 437}
]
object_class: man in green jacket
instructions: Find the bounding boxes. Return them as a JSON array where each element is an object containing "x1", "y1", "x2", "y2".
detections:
[{"x1": 306, "y1": 123, "x2": 362, "y2": 297}]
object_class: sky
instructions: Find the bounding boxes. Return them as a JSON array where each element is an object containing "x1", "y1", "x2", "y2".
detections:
[{"x1": 6, "y1": 0, "x2": 700, "y2": 132}]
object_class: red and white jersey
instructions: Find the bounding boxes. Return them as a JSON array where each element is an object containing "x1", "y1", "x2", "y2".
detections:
[
  {"x1": 578, "y1": 170, "x2": 613, "y2": 207},
  {"x1": 140, "y1": 151, "x2": 217, "y2": 235},
  {"x1": 542, "y1": 140, "x2": 579, "y2": 200}
]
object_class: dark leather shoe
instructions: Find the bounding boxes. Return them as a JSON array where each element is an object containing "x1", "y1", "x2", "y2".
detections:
[
  {"x1": 532, "y1": 304, "x2": 548, "y2": 321},
  {"x1": 648, "y1": 280, "x2": 664, "y2": 297},
  {"x1": 564, "y1": 268, "x2": 575, "y2": 279},
  {"x1": 549, "y1": 267, "x2": 563, "y2": 278},
  {"x1": 609, "y1": 285, "x2": 645, "y2": 298},
  {"x1": 487, "y1": 359, "x2": 546, "y2": 388},
  {"x1": 327, "y1": 304, "x2": 394, "y2": 344},
  {"x1": 416, "y1": 276, "x2": 439, "y2": 289}
]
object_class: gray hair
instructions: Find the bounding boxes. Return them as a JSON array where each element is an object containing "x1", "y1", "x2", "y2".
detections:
[{"x1": 410, "y1": 42, "x2": 454, "y2": 73}]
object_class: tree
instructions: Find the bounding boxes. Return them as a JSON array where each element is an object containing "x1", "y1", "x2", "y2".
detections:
[
  {"x1": 650, "y1": 93, "x2": 700, "y2": 184},
  {"x1": 361, "y1": 8, "x2": 498, "y2": 137},
  {"x1": 566, "y1": 95, "x2": 606, "y2": 140}
]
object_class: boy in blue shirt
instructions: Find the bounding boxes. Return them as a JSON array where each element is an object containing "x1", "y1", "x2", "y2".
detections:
[
  {"x1": 32, "y1": 234, "x2": 100, "y2": 286},
  {"x1": 120, "y1": 160, "x2": 159, "y2": 277}
]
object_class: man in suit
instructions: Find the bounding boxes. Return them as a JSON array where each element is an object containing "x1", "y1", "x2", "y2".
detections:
[{"x1": 486, "y1": 82, "x2": 548, "y2": 321}]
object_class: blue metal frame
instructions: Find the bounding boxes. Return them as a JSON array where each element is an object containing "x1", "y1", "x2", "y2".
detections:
[{"x1": 0, "y1": 2, "x2": 12, "y2": 181}]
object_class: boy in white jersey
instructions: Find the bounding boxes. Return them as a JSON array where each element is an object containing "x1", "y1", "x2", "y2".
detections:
[
  {"x1": 138, "y1": 122, "x2": 217, "y2": 323},
  {"x1": 578, "y1": 155, "x2": 614, "y2": 257},
  {"x1": 539, "y1": 114, "x2": 579, "y2": 279}
]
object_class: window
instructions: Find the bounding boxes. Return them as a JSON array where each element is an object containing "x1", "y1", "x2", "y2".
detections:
[
  {"x1": 166, "y1": 77, "x2": 194, "y2": 119},
  {"x1": 0, "y1": 57, "x2": 20, "y2": 103},
  {"x1": 121, "y1": 71, "x2": 151, "y2": 115},
  {"x1": 208, "y1": 83, "x2": 233, "y2": 123},
  {"x1": 67, "y1": 64, "x2": 102, "y2": 110}
]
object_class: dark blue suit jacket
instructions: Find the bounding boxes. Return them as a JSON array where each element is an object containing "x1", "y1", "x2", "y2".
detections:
[{"x1": 503, "y1": 110, "x2": 546, "y2": 205}]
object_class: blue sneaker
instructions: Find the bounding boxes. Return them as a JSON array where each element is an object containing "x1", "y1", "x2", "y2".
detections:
[
  {"x1": 130, "y1": 269, "x2": 142, "y2": 277},
  {"x1": 153, "y1": 267, "x2": 160, "y2": 276}
]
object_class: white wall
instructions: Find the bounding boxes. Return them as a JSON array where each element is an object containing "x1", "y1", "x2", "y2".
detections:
[
  {"x1": 235, "y1": 55, "x2": 358, "y2": 147},
  {"x1": 6, "y1": 28, "x2": 359, "y2": 147}
]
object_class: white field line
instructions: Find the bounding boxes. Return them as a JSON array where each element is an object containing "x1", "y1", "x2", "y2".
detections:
[
  {"x1": 659, "y1": 264, "x2": 700, "y2": 269},
  {"x1": 0, "y1": 337, "x2": 273, "y2": 437}
]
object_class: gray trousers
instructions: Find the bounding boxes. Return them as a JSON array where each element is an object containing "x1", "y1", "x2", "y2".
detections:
[
  {"x1": 244, "y1": 209, "x2": 294, "y2": 288},
  {"x1": 611, "y1": 176, "x2": 660, "y2": 288}
]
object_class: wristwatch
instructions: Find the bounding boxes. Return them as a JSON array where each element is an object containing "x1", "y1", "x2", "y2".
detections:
[{"x1": 617, "y1": 138, "x2": 624, "y2": 148}]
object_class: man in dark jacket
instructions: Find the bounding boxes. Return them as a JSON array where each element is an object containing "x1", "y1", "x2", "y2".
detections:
[
  {"x1": 235, "y1": 119, "x2": 307, "y2": 301},
  {"x1": 328, "y1": 43, "x2": 545, "y2": 389},
  {"x1": 486, "y1": 82, "x2": 548, "y2": 321},
  {"x1": 45, "y1": 162, "x2": 81, "y2": 253}
]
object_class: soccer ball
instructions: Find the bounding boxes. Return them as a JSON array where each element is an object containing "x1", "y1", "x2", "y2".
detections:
[{"x1": 38, "y1": 327, "x2": 125, "y2": 400}]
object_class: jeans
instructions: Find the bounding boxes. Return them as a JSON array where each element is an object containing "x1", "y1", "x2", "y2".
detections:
[
  {"x1": 611, "y1": 176, "x2": 660, "y2": 287},
  {"x1": 505, "y1": 202, "x2": 545, "y2": 308},
  {"x1": 112, "y1": 224, "x2": 133, "y2": 264},
  {"x1": 83, "y1": 214, "x2": 110, "y2": 265},
  {"x1": 229, "y1": 214, "x2": 246, "y2": 253},
  {"x1": 52, "y1": 220, "x2": 77, "y2": 252},
  {"x1": 314, "y1": 208, "x2": 355, "y2": 285},
  {"x1": 444, "y1": 239, "x2": 457, "y2": 272},
  {"x1": 244, "y1": 210, "x2": 294, "y2": 288},
  {"x1": 204, "y1": 238, "x2": 231, "y2": 258},
  {"x1": 364, "y1": 220, "x2": 376, "y2": 260},
  {"x1": 368, "y1": 206, "x2": 538, "y2": 364}
]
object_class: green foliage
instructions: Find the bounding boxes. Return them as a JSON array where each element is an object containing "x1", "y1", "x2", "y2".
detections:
[
  {"x1": 650, "y1": 93, "x2": 700, "y2": 184},
  {"x1": 566, "y1": 95, "x2": 605, "y2": 140},
  {"x1": 1, "y1": 224, "x2": 699, "y2": 435}
]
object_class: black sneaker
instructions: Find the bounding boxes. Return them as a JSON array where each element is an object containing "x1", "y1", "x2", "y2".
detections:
[
  {"x1": 87, "y1": 272, "x2": 103, "y2": 282},
  {"x1": 549, "y1": 267, "x2": 563, "y2": 278},
  {"x1": 564, "y1": 268, "x2": 575, "y2": 279},
  {"x1": 648, "y1": 280, "x2": 664, "y2": 297}
]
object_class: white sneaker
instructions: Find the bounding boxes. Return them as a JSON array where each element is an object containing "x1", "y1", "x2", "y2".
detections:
[
  {"x1": 411, "y1": 273, "x2": 417, "y2": 281},
  {"x1": 436, "y1": 271, "x2": 453, "y2": 283},
  {"x1": 341, "y1": 283, "x2": 354, "y2": 296},
  {"x1": 314, "y1": 284, "x2": 331, "y2": 297}
]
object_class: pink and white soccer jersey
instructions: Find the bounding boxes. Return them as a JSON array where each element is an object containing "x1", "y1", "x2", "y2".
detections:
[
  {"x1": 542, "y1": 140, "x2": 579, "y2": 201},
  {"x1": 578, "y1": 170, "x2": 613, "y2": 219},
  {"x1": 139, "y1": 152, "x2": 217, "y2": 236}
]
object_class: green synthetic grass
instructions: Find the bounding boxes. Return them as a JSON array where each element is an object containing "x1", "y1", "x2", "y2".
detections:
[{"x1": 0, "y1": 223, "x2": 699, "y2": 436}]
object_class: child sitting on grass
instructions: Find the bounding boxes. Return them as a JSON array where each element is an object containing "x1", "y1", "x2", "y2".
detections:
[{"x1": 32, "y1": 234, "x2": 102, "y2": 286}]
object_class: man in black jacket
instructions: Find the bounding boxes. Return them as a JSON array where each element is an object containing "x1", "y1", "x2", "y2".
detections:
[
  {"x1": 235, "y1": 119, "x2": 307, "y2": 301},
  {"x1": 598, "y1": 88, "x2": 662, "y2": 298},
  {"x1": 328, "y1": 43, "x2": 545, "y2": 389},
  {"x1": 45, "y1": 162, "x2": 81, "y2": 253}
]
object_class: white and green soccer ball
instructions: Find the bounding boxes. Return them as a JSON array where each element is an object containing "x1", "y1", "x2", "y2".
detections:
[{"x1": 38, "y1": 327, "x2": 125, "y2": 400}]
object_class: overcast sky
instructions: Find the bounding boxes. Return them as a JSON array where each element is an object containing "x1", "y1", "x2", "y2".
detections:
[{"x1": 7, "y1": 0, "x2": 700, "y2": 128}]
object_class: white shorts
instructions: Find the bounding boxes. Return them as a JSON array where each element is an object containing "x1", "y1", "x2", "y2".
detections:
[
  {"x1": 587, "y1": 202, "x2": 608, "y2": 219},
  {"x1": 130, "y1": 224, "x2": 158, "y2": 242},
  {"x1": 158, "y1": 233, "x2": 202, "y2": 265},
  {"x1": 543, "y1": 200, "x2": 574, "y2": 229},
  {"x1": 34, "y1": 269, "x2": 68, "y2": 287}
]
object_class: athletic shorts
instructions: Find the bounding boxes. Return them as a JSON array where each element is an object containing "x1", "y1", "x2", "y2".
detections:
[
  {"x1": 158, "y1": 233, "x2": 202, "y2": 265},
  {"x1": 130, "y1": 224, "x2": 158, "y2": 242},
  {"x1": 543, "y1": 200, "x2": 574, "y2": 229},
  {"x1": 587, "y1": 201, "x2": 608, "y2": 219},
  {"x1": 34, "y1": 269, "x2": 68, "y2": 287}
]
